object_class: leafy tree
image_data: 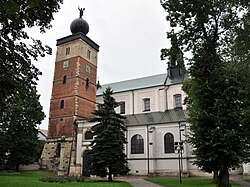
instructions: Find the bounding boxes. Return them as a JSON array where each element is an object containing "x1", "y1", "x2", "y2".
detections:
[
  {"x1": 88, "y1": 87, "x2": 129, "y2": 181},
  {"x1": 1, "y1": 87, "x2": 45, "y2": 171},
  {"x1": 0, "y1": 0, "x2": 63, "y2": 114},
  {"x1": 161, "y1": 33, "x2": 185, "y2": 69},
  {"x1": 0, "y1": 129, "x2": 8, "y2": 170},
  {"x1": 0, "y1": 0, "x2": 62, "y2": 171},
  {"x1": 161, "y1": 1, "x2": 250, "y2": 186}
]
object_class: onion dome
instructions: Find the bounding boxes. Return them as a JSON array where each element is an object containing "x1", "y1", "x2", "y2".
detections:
[{"x1": 70, "y1": 8, "x2": 89, "y2": 35}]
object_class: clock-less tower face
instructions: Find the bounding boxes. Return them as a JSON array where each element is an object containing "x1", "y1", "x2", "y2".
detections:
[{"x1": 47, "y1": 34, "x2": 99, "y2": 138}]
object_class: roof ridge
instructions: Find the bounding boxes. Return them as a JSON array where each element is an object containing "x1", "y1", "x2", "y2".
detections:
[
  {"x1": 97, "y1": 73, "x2": 167, "y2": 95},
  {"x1": 102, "y1": 73, "x2": 166, "y2": 86}
]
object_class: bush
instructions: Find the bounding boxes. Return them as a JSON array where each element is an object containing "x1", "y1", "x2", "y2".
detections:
[{"x1": 39, "y1": 175, "x2": 85, "y2": 183}]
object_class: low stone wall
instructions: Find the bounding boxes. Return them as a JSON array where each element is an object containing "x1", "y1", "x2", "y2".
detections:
[{"x1": 19, "y1": 163, "x2": 40, "y2": 171}]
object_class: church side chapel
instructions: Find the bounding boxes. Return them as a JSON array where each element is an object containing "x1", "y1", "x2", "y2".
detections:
[{"x1": 41, "y1": 8, "x2": 247, "y2": 177}]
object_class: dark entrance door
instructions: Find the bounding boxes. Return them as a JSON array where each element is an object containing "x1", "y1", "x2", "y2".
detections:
[{"x1": 82, "y1": 150, "x2": 91, "y2": 177}]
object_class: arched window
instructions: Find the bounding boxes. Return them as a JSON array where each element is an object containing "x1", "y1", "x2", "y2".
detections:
[
  {"x1": 164, "y1": 133, "x2": 174, "y2": 153},
  {"x1": 63, "y1": 75, "x2": 67, "y2": 84},
  {"x1": 131, "y1": 134, "x2": 144, "y2": 154},
  {"x1": 60, "y1": 100, "x2": 64, "y2": 109},
  {"x1": 85, "y1": 131, "x2": 93, "y2": 140}
]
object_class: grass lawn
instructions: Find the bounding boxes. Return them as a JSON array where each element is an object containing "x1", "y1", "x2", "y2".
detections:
[
  {"x1": 0, "y1": 171, "x2": 132, "y2": 187},
  {"x1": 145, "y1": 177, "x2": 243, "y2": 187}
]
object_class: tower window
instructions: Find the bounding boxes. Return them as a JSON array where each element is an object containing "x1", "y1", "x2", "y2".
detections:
[
  {"x1": 119, "y1": 101, "x2": 125, "y2": 114},
  {"x1": 60, "y1": 100, "x2": 64, "y2": 109},
  {"x1": 143, "y1": 98, "x2": 150, "y2": 112},
  {"x1": 66, "y1": 47, "x2": 70, "y2": 55},
  {"x1": 86, "y1": 78, "x2": 89, "y2": 89},
  {"x1": 87, "y1": 50, "x2": 91, "y2": 59},
  {"x1": 63, "y1": 75, "x2": 67, "y2": 84},
  {"x1": 174, "y1": 94, "x2": 182, "y2": 108}
]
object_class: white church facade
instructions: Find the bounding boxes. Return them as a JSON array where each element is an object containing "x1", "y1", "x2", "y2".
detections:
[
  {"x1": 75, "y1": 67, "x2": 207, "y2": 176},
  {"x1": 74, "y1": 66, "x2": 249, "y2": 176}
]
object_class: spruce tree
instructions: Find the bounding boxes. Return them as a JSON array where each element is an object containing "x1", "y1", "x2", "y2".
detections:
[{"x1": 88, "y1": 87, "x2": 129, "y2": 181}]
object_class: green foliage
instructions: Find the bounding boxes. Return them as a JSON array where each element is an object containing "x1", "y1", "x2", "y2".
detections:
[
  {"x1": 161, "y1": 0, "x2": 250, "y2": 54},
  {"x1": 0, "y1": 87, "x2": 45, "y2": 171},
  {"x1": 161, "y1": 1, "x2": 250, "y2": 186},
  {"x1": 161, "y1": 33, "x2": 185, "y2": 69},
  {"x1": 39, "y1": 175, "x2": 85, "y2": 183},
  {"x1": 88, "y1": 87, "x2": 130, "y2": 181},
  {"x1": 0, "y1": 0, "x2": 62, "y2": 172},
  {"x1": 0, "y1": 0, "x2": 63, "y2": 116}
]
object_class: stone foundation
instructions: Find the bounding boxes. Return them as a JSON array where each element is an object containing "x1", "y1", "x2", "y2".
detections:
[{"x1": 40, "y1": 137, "x2": 74, "y2": 174}]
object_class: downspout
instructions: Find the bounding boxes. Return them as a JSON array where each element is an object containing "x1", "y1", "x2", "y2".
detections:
[
  {"x1": 132, "y1": 90, "x2": 134, "y2": 115},
  {"x1": 126, "y1": 126, "x2": 128, "y2": 165},
  {"x1": 147, "y1": 124, "x2": 149, "y2": 175},
  {"x1": 165, "y1": 85, "x2": 169, "y2": 110}
]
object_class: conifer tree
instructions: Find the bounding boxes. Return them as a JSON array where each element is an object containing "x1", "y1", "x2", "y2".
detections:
[{"x1": 88, "y1": 87, "x2": 129, "y2": 181}]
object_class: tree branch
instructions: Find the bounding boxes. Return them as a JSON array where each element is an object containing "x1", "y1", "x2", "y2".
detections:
[{"x1": 201, "y1": 23, "x2": 208, "y2": 40}]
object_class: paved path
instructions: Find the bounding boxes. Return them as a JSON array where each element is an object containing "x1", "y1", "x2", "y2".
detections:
[
  {"x1": 231, "y1": 176, "x2": 250, "y2": 187},
  {"x1": 121, "y1": 178, "x2": 163, "y2": 187},
  {"x1": 118, "y1": 175, "x2": 250, "y2": 187}
]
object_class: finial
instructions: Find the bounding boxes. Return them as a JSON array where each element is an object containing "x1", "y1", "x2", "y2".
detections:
[
  {"x1": 78, "y1": 7, "x2": 85, "y2": 18},
  {"x1": 96, "y1": 80, "x2": 102, "y2": 90}
]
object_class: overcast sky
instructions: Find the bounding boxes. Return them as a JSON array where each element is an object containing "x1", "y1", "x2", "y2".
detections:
[{"x1": 32, "y1": 0, "x2": 171, "y2": 129}]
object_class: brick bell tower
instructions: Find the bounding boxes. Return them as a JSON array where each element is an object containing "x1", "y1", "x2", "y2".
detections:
[{"x1": 41, "y1": 8, "x2": 99, "y2": 175}]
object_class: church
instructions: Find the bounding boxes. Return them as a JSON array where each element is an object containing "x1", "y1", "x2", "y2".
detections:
[
  {"x1": 75, "y1": 68, "x2": 196, "y2": 176},
  {"x1": 40, "y1": 9, "x2": 246, "y2": 177}
]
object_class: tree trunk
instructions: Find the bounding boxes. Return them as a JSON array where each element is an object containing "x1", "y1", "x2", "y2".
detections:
[
  {"x1": 15, "y1": 163, "x2": 19, "y2": 172},
  {"x1": 213, "y1": 170, "x2": 219, "y2": 183},
  {"x1": 217, "y1": 170, "x2": 230, "y2": 187},
  {"x1": 108, "y1": 166, "x2": 112, "y2": 182}
]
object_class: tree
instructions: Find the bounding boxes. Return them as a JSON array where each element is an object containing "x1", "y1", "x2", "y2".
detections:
[
  {"x1": 0, "y1": 0, "x2": 63, "y2": 114},
  {"x1": 0, "y1": 0, "x2": 62, "y2": 171},
  {"x1": 88, "y1": 87, "x2": 129, "y2": 181},
  {"x1": 0, "y1": 129, "x2": 8, "y2": 170},
  {"x1": 0, "y1": 87, "x2": 45, "y2": 171},
  {"x1": 161, "y1": 1, "x2": 250, "y2": 186}
]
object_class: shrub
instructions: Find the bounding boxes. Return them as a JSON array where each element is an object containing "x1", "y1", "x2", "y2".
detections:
[{"x1": 39, "y1": 175, "x2": 85, "y2": 183}]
